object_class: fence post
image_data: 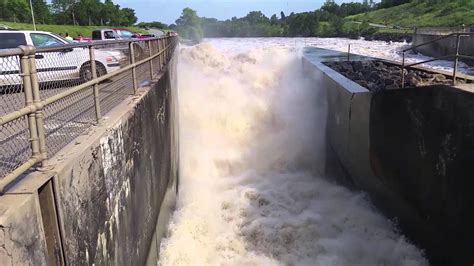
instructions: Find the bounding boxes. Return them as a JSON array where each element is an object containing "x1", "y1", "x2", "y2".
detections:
[
  {"x1": 163, "y1": 38, "x2": 167, "y2": 62},
  {"x1": 166, "y1": 37, "x2": 170, "y2": 61},
  {"x1": 27, "y1": 47, "x2": 48, "y2": 167},
  {"x1": 453, "y1": 34, "x2": 461, "y2": 85},
  {"x1": 129, "y1": 42, "x2": 138, "y2": 94},
  {"x1": 88, "y1": 45, "x2": 102, "y2": 123},
  {"x1": 158, "y1": 38, "x2": 163, "y2": 70},
  {"x1": 347, "y1": 44, "x2": 350, "y2": 61},
  {"x1": 401, "y1": 52, "x2": 406, "y2": 88},
  {"x1": 147, "y1": 40, "x2": 154, "y2": 80},
  {"x1": 19, "y1": 46, "x2": 40, "y2": 162}
]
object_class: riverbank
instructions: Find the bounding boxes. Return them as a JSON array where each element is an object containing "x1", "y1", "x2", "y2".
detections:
[{"x1": 363, "y1": 32, "x2": 412, "y2": 43}]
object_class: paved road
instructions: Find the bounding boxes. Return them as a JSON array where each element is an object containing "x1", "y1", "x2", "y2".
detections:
[{"x1": 349, "y1": 21, "x2": 410, "y2": 30}]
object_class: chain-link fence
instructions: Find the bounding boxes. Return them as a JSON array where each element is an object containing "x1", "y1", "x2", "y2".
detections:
[{"x1": 0, "y1": 36, "x2": 178, "y2": 193}]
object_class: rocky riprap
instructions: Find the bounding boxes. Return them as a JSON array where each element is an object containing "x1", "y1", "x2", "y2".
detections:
[
  {"x1": 324, "y1": 60, "x2": 457, "y2": 92},
  {"x1": 364, "y1": 32, "x2": 413, "y2": 43}
]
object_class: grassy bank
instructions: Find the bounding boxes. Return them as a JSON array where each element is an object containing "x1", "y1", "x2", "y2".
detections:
[
  {"x1": 0, "y1": 21, "x2": 144, "y2": 37},
  {"x1": 347, "y1": 1, "x2": 474, "y2": 28}
]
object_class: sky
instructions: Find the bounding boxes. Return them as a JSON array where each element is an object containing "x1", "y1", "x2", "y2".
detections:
[{"x1": 114, "y1": 0, "x2": 356, "y2": 24}]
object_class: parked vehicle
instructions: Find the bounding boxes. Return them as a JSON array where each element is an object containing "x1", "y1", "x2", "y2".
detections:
[
  {"x1": 140, "y1": 34, "x2": 159, "y2": 38},
  {"x1": 92, "y1": 28, "x2": 121, "y2": 41},
  {"x1": 92, "y1": 28, "x2": 147, "y2": 60},
  {"x1": 92, "y1": 28, "x2": 145, "y2": 41},
  {"x1": 0, "y1": 30, "x2": 125, "y2": 87}
]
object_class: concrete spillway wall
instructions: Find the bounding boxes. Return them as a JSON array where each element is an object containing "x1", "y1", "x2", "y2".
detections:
[
  {"x1": 412, "y1": 27, "x2": 474, "y2": 66},
  {"x1": 0, "y1": 50, "x2": 178, "y2": 265},
  {"x1": 303, "y1": 48, "x2": 474, "y2": 266}
]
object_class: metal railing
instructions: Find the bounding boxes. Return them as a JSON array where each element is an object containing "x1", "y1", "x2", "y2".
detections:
[
  {"x1": 401, "y1": 32, "x2": 474, "y2": 88},
  {"x1": 0, "y1": 36, "x2": 178, "y2": 194}
]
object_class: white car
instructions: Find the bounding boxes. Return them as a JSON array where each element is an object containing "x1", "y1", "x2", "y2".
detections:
[{"x1": 0, "y1": 30, "x2": 125, "y2": 87}]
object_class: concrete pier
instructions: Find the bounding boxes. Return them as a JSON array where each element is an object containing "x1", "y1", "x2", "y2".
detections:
[{"x1": 303, "y1": 47, "x2": 474, "y2": 266}]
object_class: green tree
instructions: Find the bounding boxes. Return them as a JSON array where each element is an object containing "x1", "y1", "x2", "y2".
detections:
[
  {"x1": 100, "y1": 0, "x2": 119, "y2": 25},
  {"x1": 73, "y1": 0, "x2": 102, "y2": 25},
  {"x1": 243, "y1": 11, "x2": 269, "y2": 24},
  {"x1": 270, "y1": 14, "x2": 279, "y2": 25},
  {"x1": 120, "y1": 8, "x2": 137, "y2": 26},
  {"x1": 32, "y1": 0, "x2": 52, "y2": 24},
  {"x1": 176, "y1": 8, "x2": 203, "y2": 42},
  {"x1": 51, "y1": 0, "x2": 78, "y2": 25},
  {"x1": 0, "y1": 0, "x2": 30, "y2": 22},
  {"x1": 321, "y1": 0, "x2": 339, "y2": 14},
  {"x1": 137, "y1": 21, "x2": 168, "y2": 29}
]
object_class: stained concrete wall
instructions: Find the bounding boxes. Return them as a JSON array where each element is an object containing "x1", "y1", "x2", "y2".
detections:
[
  {"x1": 0, "y1": 49, "x2": 179, "y2": 265},
  {"x1": 0, "y1": 193, "x2": 48, "y2": 265},
  {"x1": 370, "y1": 85, "x2": 474, "y2": 266},
  {"x1": 303, "y1": 47, "x2": 474, "y2": 266}
]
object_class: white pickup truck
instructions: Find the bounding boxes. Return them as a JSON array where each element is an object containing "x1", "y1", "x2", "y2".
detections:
[{"x1": 0, "y1": 30, "x2": 125, "y2": 87}]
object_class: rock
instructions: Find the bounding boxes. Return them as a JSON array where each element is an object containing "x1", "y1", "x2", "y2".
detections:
[
  {"x1": 367, "y1": 71, "x2": 377, "y2": 81},
  {"x1": 340, "y1": 61, "x2": 352, "y2": 72},
  {"x1": 386, "y1": 84, "x2": 399, "y2": 90},
  {"x1": 367, "y1": 82, "x2": 379, "y2": 92},
  {"x1": 356, "y1": 80, "x2": 368, "y2": 88},
  {"x1": 407, "y1": 76, "x2": 421, "y2": 87},
  {"x1": 375, "y1": 61, "x2": 385, "y2": 70},
  {"x1": 324, "y1": 60, "x2": 458, "y2": 92},
  {"x1": 433, "y1": 74, "x2": 447, "y2": 82},
  {"x1": 352, "y1": 61, "x2": 363, "y2": 70},
  {"x1": 384, "y1": 78, "x2": 395, "y2": 85}
]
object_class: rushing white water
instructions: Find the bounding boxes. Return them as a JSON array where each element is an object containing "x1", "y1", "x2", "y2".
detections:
[
  {"x1": 158, "y1": 39, "x2": 429, "y2": 265},
  {"x1": 206, "y1": 37, "x2": 474, "y2": 75}
]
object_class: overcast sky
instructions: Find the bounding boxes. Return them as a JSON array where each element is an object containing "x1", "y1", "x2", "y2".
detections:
[{"x1": 114, "y1": 0, "x2": 358, "y2": 24}]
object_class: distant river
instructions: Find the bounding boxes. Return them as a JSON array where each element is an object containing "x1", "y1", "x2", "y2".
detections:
[{"x1": 206, "y1": 37, "x2": 474, "y2": 74}]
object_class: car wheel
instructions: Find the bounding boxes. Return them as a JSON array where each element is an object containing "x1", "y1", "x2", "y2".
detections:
[{"x1": 80, "y1": 62, "x2": 107, "y2": 83}]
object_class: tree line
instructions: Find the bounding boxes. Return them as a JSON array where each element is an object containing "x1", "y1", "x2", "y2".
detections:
[
  {"x1": 172, "y1": 0, "x2": 458, "y2": 40},
  {"x1": 0, "y1": 0, "x2": 137, "y2": 26},
  {"x1": 173, "y1": 0, "x2": 381, "y2": 40}
]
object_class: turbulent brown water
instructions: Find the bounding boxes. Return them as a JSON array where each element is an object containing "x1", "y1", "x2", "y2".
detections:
[{"x1": 158, "y1": 39, "x2": 428, "y2": 266}]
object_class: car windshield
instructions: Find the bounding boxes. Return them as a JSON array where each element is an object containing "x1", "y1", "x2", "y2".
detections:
[
  {"x1": 117, "y1": 30, "x2": 134, "y2": 38},
  {"x1": 30, "y1": 33, "x2": 64, "y2": 47},
  {"x1": 52, "y1": 33, "x2": 74, "y2": 43}
]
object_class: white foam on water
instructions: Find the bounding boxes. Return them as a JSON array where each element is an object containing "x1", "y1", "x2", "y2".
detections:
[
  {"x1": 205, "y1": 37, "x2": 474, "y2": 74},
  {"x1": 158, "y1": 40, "x2": 429, "y2": 266}
]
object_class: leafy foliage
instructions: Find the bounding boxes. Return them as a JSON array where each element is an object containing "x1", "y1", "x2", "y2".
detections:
[
  {"x1": 348, "y1": 0, "x2": 474, "y2": 27},
  {"x1": 0, "y1": 0, "x2": 137, "y2": 27},
  {"x1": 199, "y1": 0, "x2": 377, "y2": 38},
  {"x1": 137, "y1": 21, "x2": 169, "y2": 29},
  {"x1": 173, "y1": 8, "x2": 203, "y2": 42},
  {"x1": 0, "y1": 20, "x2": 144, "y2": 37}
]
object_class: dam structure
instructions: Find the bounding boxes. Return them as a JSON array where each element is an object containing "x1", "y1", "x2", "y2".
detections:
[
  {"x1": 412, "y1": 26, "x2": 474, "y2": 67},
  {"x1": 1, "y1": 37, "x2": 473, "y2": 265}
]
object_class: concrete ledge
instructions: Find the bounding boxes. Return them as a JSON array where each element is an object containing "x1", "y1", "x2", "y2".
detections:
[{"x1": 303, "y1": 47, "x2": 474, "y2": 265}]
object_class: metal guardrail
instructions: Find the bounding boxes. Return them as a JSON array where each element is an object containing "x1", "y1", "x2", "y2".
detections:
[
  {"x1": 0, "y1": 36, "x2": 178, "y2": 194},
  {"x1": 401, "y1": 32, "x2": 474, "y2": 88}
]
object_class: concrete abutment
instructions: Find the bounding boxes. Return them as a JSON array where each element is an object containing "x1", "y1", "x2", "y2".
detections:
[{"x1": 0, "y1": 49, "x2": 179, "y2": 265}]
